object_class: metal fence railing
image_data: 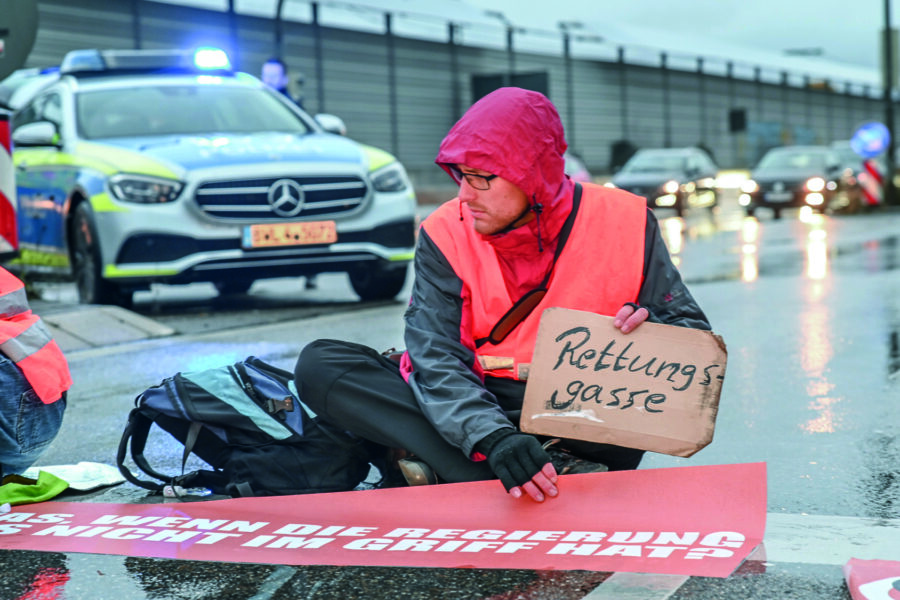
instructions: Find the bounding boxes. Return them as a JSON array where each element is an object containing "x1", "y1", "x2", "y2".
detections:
[{"x1": 23, "y1": 0, "x2": 891, "y2": 182}]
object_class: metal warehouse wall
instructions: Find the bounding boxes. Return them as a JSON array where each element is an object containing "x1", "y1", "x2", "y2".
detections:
[{"x1": 23, "y1": 0, "x2": 887, "y2": 185}]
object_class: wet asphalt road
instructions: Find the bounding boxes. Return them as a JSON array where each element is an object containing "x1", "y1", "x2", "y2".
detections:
[{"x1": 3, "y1": 192, "x2": 900, "y2": 599}]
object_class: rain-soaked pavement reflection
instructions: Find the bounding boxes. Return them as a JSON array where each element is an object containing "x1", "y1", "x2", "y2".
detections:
[
  {"x1": 0, "y1": 549, "x2": 610, "y2": 600},
  {"x1": 740, "y1": 217, "x2": 760, "y2": 283},
  {"x1": 649, "y1": 200, "x2": 900, "y2": 520},
  {"x1": 664, "y1": 200, "x2": 900, "y2": 287}
]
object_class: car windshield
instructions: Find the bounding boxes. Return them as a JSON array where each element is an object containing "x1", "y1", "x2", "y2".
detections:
[
  {"x1": 620, "y1": 152, "x2": 686, "y2": 174},
  {"x1": 756, "y1": 149, "x2": 829, "y2": 170},
  {"x1": 831, "y1": 144, "x2": 859, "y2": 166},
  {"x1": 76, "y1": 83, "x2": 312, "y2": 139}
]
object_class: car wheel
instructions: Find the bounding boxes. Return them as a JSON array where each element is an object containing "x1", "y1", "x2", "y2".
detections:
[
  {"x1": 348, "y1": 263, "x2": 408, "y2": 301},
  {"x1": 72, "y1": 203, "x2": 132, "y2": 307},
  {"x1": 214, "y1": 279, "x2": 254, "y2": 295},
  {"x1": 745, "y1": 207, "x2": 755, "y2": 217},
  {"x1": 773, "y1": 208, "x2": 782, "y2": 220},
  {"x1": 675, "y1": 197, "x2": 685, "y2": 218}
]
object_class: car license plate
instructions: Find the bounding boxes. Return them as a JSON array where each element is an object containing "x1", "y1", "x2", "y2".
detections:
[
  {"x1": 242, "y1": 221, "x2": 337, "y2": 248},
  {"x1": 765, "y1": 191, "x2": 793, "y2": 202}
]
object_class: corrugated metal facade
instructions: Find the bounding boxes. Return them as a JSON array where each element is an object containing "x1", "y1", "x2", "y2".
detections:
[{"x1": 22, "y1": 0, "x2": 886, "y2": 184}]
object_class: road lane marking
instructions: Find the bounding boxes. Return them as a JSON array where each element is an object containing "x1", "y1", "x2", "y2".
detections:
[
  {"x1": 582, "y1": 573, "x2": 688, "y2": 599},
  {"x1": 764, "y1": 513, "x2": 900, "y2": 565}
]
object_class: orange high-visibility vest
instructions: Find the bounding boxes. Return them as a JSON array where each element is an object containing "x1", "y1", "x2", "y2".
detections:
[
  {"x1": 423, "y1": 183, "x2": 646, "y2": 380},
  {"x1": 0, "y1": 269, "x2": 71, "y2": 403}
]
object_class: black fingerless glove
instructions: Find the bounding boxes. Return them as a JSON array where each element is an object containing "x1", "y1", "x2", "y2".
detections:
[{"x1": 475, "y1": 429, "x2": 551, "y2": 492}]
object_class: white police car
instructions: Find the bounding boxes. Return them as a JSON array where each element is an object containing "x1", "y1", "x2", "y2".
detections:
[{"x1": 6, "y1": 48, "x2": 416, "y2": 306}]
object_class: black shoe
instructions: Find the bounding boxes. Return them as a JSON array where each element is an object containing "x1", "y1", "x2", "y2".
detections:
[{"x1": 542, "y1": 439, "x2": 608, "y2": 475}]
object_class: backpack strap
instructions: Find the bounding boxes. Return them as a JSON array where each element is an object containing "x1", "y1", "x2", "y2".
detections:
[
  {"x1": 116, "y1": 409, "x2": 167, "y2": 492},
  {"x1": 117, "y1": 407, "x2": 232, "y2": 494}
]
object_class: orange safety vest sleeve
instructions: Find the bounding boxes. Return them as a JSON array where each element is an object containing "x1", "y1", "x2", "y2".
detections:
[{"x1": 0, "y1": 269, "x2": 72, "y2": 403}]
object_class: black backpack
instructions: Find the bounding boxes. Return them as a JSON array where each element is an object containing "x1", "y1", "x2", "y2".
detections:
[{"x1": 116, "y1": 356, "x2": 372, "y2": 497}]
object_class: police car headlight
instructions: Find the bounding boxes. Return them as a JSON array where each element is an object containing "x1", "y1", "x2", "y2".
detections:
[
  {"x1": 371, "y1": 162, "x2": 409, "y2": 193},
  {"x1": 109, "y1": 174, "x2": 183, "y2": 204}
]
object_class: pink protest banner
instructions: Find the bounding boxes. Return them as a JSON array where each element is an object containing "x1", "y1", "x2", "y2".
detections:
[
  {"x1": 0, "y1": 462, "x2": 766, "y2": 578},
  {"x1": 844, "y1": 558, "x2": 900, "y2": 599}
]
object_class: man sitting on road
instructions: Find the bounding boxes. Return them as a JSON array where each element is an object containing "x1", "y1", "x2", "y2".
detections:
[
  {"x1": 294, "y1": 87, "x2": 710, "y2": 502},
  {"x1": 0, "y1": 267, "x2": 71, "y2": 479}
]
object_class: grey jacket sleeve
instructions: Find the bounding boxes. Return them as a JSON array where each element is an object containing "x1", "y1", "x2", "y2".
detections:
[
  {"x1": 637, "y1": 209, "x2": 712, "y2": 331},
  {"x1": 403, "y1": 229, "x2": 515, "y2": 457}
]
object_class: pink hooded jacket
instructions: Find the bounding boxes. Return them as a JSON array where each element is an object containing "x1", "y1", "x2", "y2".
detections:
[{"x1": 434, "y1": 87, "x2": 576, "y2": 298}]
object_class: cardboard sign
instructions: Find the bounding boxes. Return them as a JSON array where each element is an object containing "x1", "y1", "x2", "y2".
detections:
[
  {"x1": 0, "y1": 463, "x2": 766, "y2": 578},
  {"x1": 521, "y1": 308, "x2": 727, "y2": 457}
]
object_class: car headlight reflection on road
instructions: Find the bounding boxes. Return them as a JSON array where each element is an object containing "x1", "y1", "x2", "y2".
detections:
[
  {"x1": 805, "y1": 177, "x2": 826, "y2": 192},
  {"x1": 370, "y1": 162, "x2": 410, "y2": 193},
  {"x1": 109, "y1": 174, "x2": 183, "y2": 203},
  {"x1": 805, "y1": 192, "x2": 825, "y2": 206}
]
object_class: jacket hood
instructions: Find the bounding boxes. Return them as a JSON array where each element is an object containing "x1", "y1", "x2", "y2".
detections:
[{"x1": 435, "y1": 87, "x2": 572, "y2": 210}]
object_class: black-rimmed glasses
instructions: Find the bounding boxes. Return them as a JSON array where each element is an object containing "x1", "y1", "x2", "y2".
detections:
[{"x1": 448, "y1": 165, "x2": 498, "y2": 191}]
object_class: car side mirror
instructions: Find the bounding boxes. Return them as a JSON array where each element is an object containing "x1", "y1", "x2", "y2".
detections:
[
  {"x1": 314, "y1": 113, "x2": 347, "y2": 136},
  {"x1": 12, "y1": 121, "x2": 60, "y2": 147}
]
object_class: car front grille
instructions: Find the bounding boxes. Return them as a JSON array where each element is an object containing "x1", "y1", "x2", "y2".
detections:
[{"x1": 194, "y1": 175, "x2": 368, "y2": 221}]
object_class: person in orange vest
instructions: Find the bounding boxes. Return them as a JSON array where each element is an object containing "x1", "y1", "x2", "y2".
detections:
[
  {"x1": 0, "y1": 267, "x2": 71, "y2": 479},
  {"x1": 294, "y1": 87, "x2": 710, "y2": 502}
]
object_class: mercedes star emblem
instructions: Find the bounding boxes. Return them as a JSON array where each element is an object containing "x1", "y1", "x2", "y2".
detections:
[{"x1": 267, "y1": 179, "x2": 305, "y2": 217}]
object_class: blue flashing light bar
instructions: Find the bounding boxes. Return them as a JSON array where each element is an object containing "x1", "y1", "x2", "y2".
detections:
[
  {"x1": 60, "y1": 48, "x2": 232, "y2": 76},
  {"x1": 193, "y1": 47, "x2": 231, "y2": 71}
]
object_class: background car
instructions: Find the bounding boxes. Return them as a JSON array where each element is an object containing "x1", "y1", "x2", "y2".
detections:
[
  {"x1": 738, "y1": 145, "x2": 843, "y2": 219},
  {"x1": 609, "y1": 147, "x2": 719, "y2": 217},
  {"x1": 564, "y1": 150, "x2": 592, "y2": 183},
  {"x1": 4, "y1": 48, "x2": 417, "y2": 307}
]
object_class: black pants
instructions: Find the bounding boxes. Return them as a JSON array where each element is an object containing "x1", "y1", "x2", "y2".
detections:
[{"x1": 294, "y1": 339, "x2": 644, "y2": 483}]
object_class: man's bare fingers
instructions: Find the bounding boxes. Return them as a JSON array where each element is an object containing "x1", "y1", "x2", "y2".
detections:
[
  {"x1": 532, "y1": 470, "x2": 559, "y2": 498},
  {"x1": 520, "y1": 480, "x2": 547, "y2": 502},
  {"x1": 620, "y1": 307, "x2": 649, "y2": 333},
  {"x1": 613, "y1": 304, "x2": 635, "y2": 327},
  {"x1": 541, "y1": 462, "x2": 558, "y2": 482}
]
